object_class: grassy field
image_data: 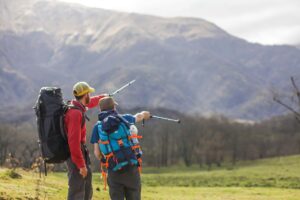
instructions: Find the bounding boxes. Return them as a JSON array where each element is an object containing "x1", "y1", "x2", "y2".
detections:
[{"x1": 1, "y1": 155, "x2": 300, "y2": 200}]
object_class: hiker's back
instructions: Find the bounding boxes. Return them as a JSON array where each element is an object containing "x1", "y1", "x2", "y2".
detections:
[
  {"x1": 95, "y1": 111, "x2": 142, "y2": 198},
  {"x1": 97, "y1": 114, "x2": 140, "y2": 171},
  {"x1": 64, "y1": 102, "x2": 86, "y2": 142}
]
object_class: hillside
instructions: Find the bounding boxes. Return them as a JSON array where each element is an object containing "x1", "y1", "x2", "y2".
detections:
[
  {"x1": 2, "y1": 155, "x2": 300, "y2": 199},
  {"x1": 1, "y1": 0, "x2": 300, "y2": 121}
]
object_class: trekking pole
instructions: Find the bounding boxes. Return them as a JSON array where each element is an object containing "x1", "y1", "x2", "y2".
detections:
[
  {"x1": 109, "y1": 80, "x2": 136, "y2": 97},
  {"x1": 142, "y1": 115, "x2": 180, "y2": 127},
  {"x1": 150, "y1": 115, "x2": 181, "y2": 123}
]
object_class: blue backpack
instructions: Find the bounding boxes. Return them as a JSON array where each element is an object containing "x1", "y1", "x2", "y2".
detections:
[{"x1": 97, "y1": 113, "x2": 142, "y2": 172}]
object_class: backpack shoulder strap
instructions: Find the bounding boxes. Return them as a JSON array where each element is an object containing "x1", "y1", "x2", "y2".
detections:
[
  {"x1": 116, "y1": 115, "x2": 131, "y2": 129},
  {"x1": 67, "y1": 104, "x2": 86, "y2": 128},
  {"x1": 97, "y1": 121, "x2": 103, "y2": 136}
]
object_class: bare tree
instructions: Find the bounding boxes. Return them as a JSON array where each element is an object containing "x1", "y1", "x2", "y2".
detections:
[
  {"x1": 273, "y1": 76, "x2": 300, "y2": 122},
  {"x1": 0, "y1": 124, "x2": 14, "y2": 165}
]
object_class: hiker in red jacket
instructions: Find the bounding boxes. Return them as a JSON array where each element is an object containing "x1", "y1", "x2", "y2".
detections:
[{"x1": 64, "y1": 81, "x2": 107, "y2": 200}]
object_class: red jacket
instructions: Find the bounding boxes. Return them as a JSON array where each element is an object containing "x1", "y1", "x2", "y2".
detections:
[{"x1": 64, "y1": 95, "x2": 105, "y2": 169}]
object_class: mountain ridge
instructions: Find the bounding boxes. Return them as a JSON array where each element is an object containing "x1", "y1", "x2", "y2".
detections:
[{"x1": 1, "y1": 0, "x2": 300, "y2": 121}]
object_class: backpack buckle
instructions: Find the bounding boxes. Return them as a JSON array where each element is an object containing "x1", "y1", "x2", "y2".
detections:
[{"x1": 117, "y1": 139, "x2": 124, "y2": 146}]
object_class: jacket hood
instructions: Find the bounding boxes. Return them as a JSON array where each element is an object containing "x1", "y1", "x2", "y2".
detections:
[{"x1": 98, "y1": 110, "x2": 120, "y2": 134}]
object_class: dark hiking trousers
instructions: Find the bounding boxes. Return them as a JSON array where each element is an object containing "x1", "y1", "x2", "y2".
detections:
[
  {"x1": 66, "y1": 144, "x2": 93, "y2": 200},
  {"x1": 107, "y1": 165, "x2": 141, "y2": 200}
]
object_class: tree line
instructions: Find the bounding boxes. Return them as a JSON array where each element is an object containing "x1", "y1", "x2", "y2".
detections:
[{"x1": 0, "y1": 108, "x2": 300, "y2": 171}]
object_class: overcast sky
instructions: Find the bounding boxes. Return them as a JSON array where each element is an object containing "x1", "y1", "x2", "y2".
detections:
[{"x1": 60, "y1": 0, "x2": 300, "y2": 45}]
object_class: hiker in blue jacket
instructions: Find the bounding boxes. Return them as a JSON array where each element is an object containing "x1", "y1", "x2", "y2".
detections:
[{"x1": 90, "y1": 96, "x2": 150, "y2": 200}]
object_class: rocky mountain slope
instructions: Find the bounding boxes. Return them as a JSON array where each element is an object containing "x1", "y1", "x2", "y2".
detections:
[{"x1": 1, "y1": 0, "x2": 299, "y2": 121}]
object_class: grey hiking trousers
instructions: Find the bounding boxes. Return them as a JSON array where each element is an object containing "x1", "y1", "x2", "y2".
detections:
[
  {"x1": 107, "y1": 165, "x2": 141, "y2": 200},
  {"x1": 66, "y1": 144, "x2": 93, "y2": 200}
]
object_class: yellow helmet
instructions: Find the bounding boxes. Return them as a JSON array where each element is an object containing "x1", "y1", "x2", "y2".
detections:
[{"x1": 73, "y1": 81, "x2": 95, "y2": 97}]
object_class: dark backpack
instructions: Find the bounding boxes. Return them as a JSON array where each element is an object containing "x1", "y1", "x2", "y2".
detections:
[{"x1": 34, "y1": 87, "x2": 85, "y2": 167}]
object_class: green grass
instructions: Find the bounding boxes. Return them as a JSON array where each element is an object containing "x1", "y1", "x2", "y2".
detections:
[
  {"x1": 142, "y1": 155, "x2": 300, "y2": 188},
  {"x1": 1, "y1": 155, "x2": 300, "y2": 199}
]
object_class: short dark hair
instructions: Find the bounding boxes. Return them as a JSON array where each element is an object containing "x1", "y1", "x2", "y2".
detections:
[{"x1": 99, "y1": 97, "x2": 115, "y2": 111}]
